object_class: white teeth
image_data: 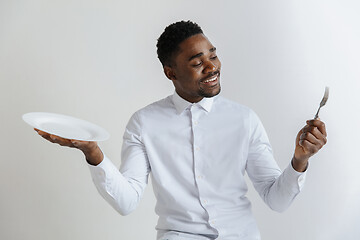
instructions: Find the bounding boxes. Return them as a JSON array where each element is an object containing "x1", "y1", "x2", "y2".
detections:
[{"x1": 204, "y1": 75, "x2": 218, "y2": 83}]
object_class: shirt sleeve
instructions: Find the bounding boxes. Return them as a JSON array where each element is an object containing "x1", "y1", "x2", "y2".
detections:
[
  {"x1": 88, "y1": 112, "x2": 150, "y2": 216},
  {"x1": 245, "y1": 109, "x2": 306, "y2": 212}
]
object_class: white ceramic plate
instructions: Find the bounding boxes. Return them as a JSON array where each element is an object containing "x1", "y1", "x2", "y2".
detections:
[{"x1": 22, "y1": 112, "x2": 110, "y2": 141}]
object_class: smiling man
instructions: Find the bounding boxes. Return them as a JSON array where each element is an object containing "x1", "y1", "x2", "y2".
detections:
[
  {"x1": 36, "y1": 21, "x2": 327, "y2": 239},
  {"x1": 162, "y1": 32, "x2": 221, "y2": 102}
]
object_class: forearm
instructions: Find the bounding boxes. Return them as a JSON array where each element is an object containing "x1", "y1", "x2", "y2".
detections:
[
  {"x1": 89, "y1": 155, "x2": 146, "y2": 216},
  {"x1": 260, "y1": 163, "x2": 305, "y2": 212}
]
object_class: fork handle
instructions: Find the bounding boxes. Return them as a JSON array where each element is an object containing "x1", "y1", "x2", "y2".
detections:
[{"x1": 314, "y1": 106, "x2": 321, "y2": 119}]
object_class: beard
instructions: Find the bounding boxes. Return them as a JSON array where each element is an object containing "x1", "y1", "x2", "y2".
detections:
[{"x1": 199, "y1": 84, "x2": 221, "y2": 98}]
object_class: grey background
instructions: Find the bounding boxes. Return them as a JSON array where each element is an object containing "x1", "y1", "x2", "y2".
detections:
[{"x1": 1, "y1": 0, "x2": 359, "y2": 239}]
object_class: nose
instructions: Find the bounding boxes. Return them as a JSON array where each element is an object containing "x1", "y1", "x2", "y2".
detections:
[{"x1": 203, "y1": 61, "x2": 217, "y2": 73}]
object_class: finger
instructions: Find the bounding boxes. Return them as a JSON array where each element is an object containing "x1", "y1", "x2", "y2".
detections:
[
  {"x1": 71, "y1": 139, "x2": 89, "y2": 147},
  {"x1": 299, "y1": 139, "x2": 318, "y2": 154},
  {"x1": 36, "y1": 130, "x2": 56, "y2": 142},
  {"x1": 71, "y1": 139, "x2": 97, "y2": 151},
  {"x1": 36, "y1": 129, "x2": 49, "y2": 137},
  {"x1": 306, "y1": 119, "x2": 327, "y2": 137},
  {"x1": 71, "y1": 139, "x2": 84, "y2": 148},
  {"x1": 300, "y1": 131, "x2": 322, "y2": 147},
  {"x1": 71, "y1": 139, "x2": 86, "y2": 144},
  {"x1": 302, "y1": 125, "x2": 326, "y2": 142},
  {"x1": 49, "y1": 135, "x2": 74, "y2": 147},
  {"x1": 302, "y1": 123, "x2": 327, "y2": 146}
]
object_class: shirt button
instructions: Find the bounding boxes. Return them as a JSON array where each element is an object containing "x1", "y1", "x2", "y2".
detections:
[
  {"x1": 202, "y1": 199, "x2": 207, "y2": 204},
  {"x1": 195, "y1": 146, "x2": 200, "y2": 151},
  {"x1": 194, "y1": 120, "x2": 198, "y2": 125}
]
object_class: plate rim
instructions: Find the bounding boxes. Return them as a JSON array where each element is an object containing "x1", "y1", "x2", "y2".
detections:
[{"x1": 22, "y1": 112, "x2": 110, "y2": 141}]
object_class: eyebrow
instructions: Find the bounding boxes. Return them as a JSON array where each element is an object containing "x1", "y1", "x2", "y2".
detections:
[{"x1": 188, "y1": 47, "x2": 217, "y2": 61}]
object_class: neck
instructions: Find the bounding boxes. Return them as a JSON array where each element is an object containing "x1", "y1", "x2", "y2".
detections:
[{"x1": 175, "y1": 91, "x2": 204, "y2": 103}]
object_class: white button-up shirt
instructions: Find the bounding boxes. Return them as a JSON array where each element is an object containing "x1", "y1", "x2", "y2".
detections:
[{"x1": 89, "y1": 92, "x2": 306, "y2": 240}]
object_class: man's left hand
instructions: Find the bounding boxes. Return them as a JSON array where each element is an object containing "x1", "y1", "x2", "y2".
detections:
[{"x1": 292, "y1": 119, "x2": 327, "y2": 172}]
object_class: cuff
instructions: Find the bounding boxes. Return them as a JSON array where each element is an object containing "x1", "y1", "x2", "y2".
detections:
[
  {"x1": 283, "y1": 162, "x2": 308, "y2": 192},
  {"x1": 88, "y1": 155, "x2": 119, "y2": 184}
]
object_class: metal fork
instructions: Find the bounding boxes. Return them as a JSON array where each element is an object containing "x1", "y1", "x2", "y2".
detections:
[{"x1": 314, "y1": 86, "x2": 329, "y2": 119}]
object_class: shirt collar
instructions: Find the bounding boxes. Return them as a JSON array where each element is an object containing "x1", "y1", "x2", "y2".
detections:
[{"x1": 172, "y1": 91, "x2": 215, "y2": 114}]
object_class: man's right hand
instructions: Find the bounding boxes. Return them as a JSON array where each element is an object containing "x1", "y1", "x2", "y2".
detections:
[{"x1": 34, "y1": 128, "x2": 104, "y2": 166}]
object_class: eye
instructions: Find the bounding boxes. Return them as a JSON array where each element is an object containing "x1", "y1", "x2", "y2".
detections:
[
  {"x1": 192, "y1": 62, "x2": 202, "y2": 67},
  {"x1": 210, "y1": 55, "x2": 218, "y2": 60}
]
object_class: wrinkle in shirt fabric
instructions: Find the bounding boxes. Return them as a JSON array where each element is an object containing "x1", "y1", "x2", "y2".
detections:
[{"x1": 89, "y1": 92, "x2": 306, "y2": 240}]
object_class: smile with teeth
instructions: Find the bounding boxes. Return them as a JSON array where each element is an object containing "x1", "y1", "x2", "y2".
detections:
[{"x1": 203, "y1": 74, "x2": 218, "y2": 83}]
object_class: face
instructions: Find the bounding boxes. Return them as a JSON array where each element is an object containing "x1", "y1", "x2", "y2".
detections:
[{"x1": 164, "y1": 34, "x2": 221, "y2": 103}]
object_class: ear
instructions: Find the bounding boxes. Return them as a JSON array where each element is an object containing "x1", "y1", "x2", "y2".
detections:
[{"x1": 164, "y1": 66, "x2": 176, "y2": 81}]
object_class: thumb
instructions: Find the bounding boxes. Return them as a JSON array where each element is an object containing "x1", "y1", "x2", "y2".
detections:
[
  {"x1": 71, "y1": 139, "x2": 82, "y2": 147},
  {"x1": 70, "y1": 139, "x2": 97, "y2": 152}
]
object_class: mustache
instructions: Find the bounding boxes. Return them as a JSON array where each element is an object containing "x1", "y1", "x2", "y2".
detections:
[{"x1": 200, "y1": 70, "x2": 220, "y2": 82}]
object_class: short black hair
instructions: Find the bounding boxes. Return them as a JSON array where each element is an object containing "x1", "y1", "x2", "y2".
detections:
[{"x1": 157, "y1": 20, "x2": 203, "y2": 67}]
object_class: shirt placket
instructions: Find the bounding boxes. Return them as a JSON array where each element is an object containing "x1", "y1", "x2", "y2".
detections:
[{"x1": 190, "y1": 104, "x2": 220, "y2": 236}]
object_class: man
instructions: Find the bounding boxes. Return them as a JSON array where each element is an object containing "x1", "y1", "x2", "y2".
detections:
[{"x1": 36, "y1": 21, "x2": 327, "y2": 239}]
